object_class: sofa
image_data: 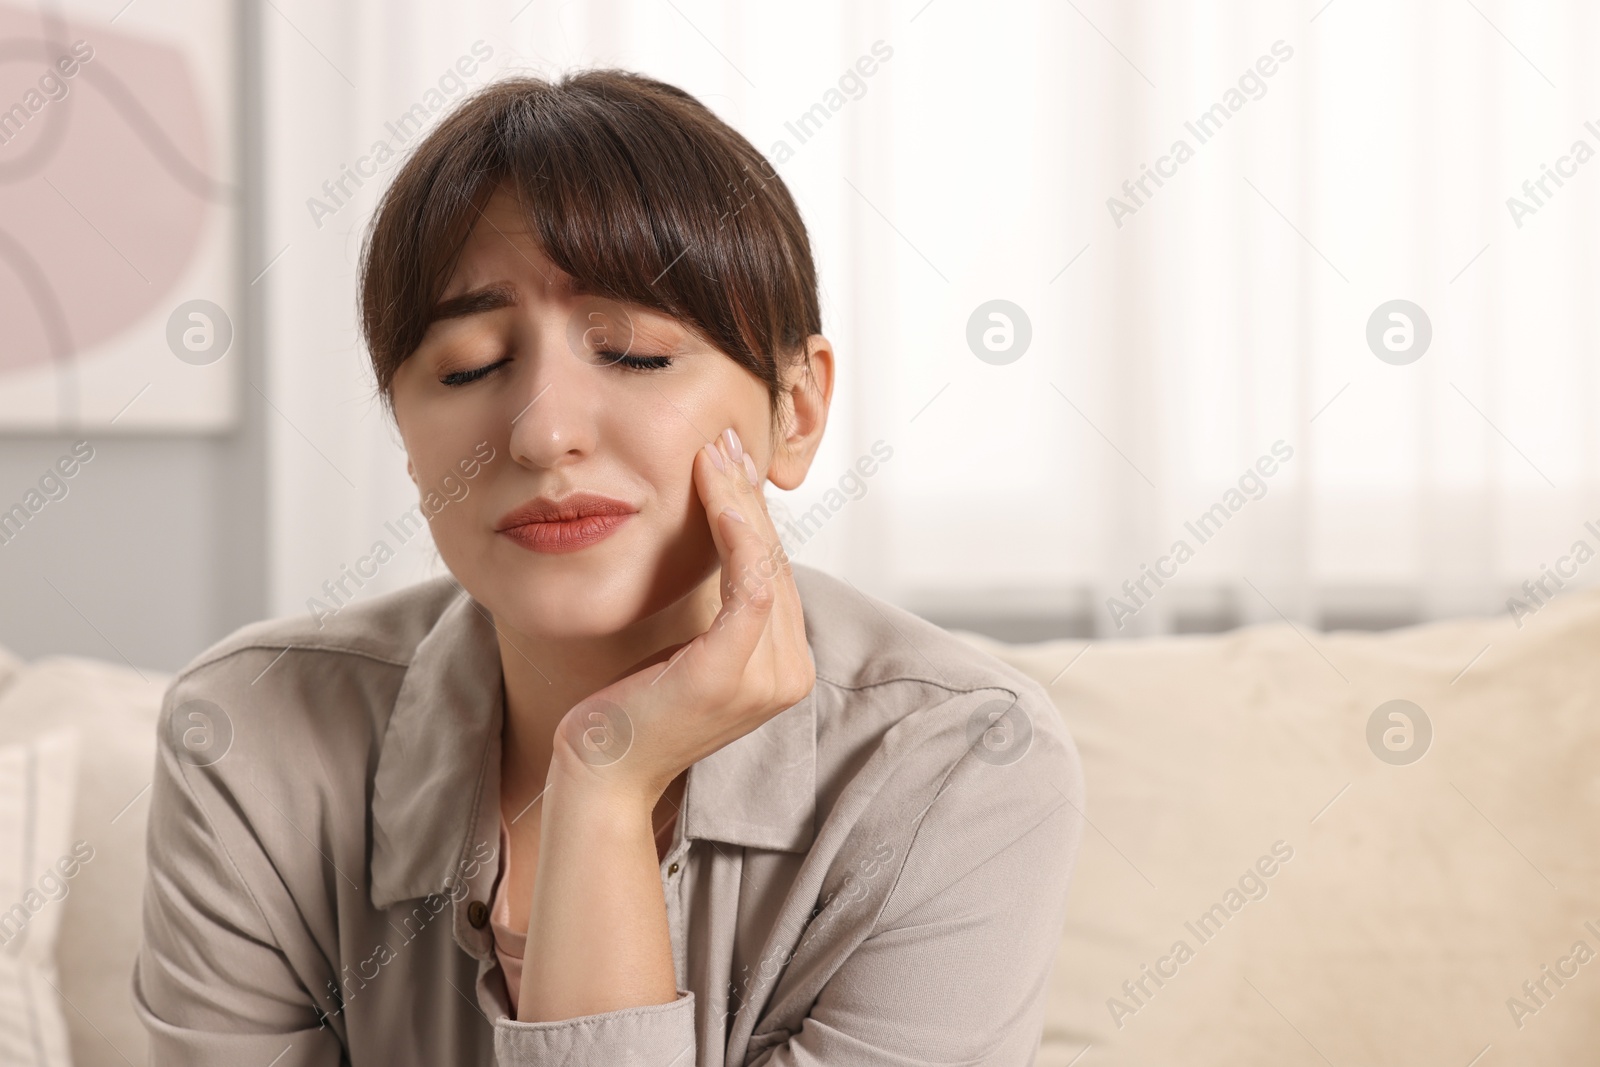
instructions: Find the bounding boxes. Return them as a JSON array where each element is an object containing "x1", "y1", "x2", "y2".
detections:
[{"x1": 3, "y1": 581, "x2": 1595, "y2": 1066}]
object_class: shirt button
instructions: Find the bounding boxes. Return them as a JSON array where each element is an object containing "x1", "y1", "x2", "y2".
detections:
[
  {"x1": 667, "y1": 862, "x2": 679, "y2": 876},
  {"x1": 467, "y1": 900, "x2": 489, "y2": 929}
]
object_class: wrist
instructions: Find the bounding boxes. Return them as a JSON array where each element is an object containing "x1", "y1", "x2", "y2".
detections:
[
  {"x1": 548, "y1": 736, "x2": 662, "y2": 814},
  {"x1": 550, "y1": 698, "x2": 670, "y2": 807}
]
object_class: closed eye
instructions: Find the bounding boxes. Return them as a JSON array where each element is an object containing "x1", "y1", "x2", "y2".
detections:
[
  {"x1": 440, "y1": 351, "x2": 675, "y2": 386},
  {"x1": 596, "y1": 351, "x2": 675, "y2": 372},
  {"x1": 439, "y1": 358, "x2": 510, "y2": 387}
]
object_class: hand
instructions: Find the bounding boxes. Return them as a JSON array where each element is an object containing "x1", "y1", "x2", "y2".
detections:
[{"x1": 550, "y1": 426, "x2": 815, "y2": 805}]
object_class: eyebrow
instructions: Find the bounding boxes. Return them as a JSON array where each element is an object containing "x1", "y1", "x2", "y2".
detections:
[
  {"x1": 426, "y1": 275, "x2": 600, "y2": 325},
  {"x1": 426, "y1": 282, "x2": 519, "y2": 325}
]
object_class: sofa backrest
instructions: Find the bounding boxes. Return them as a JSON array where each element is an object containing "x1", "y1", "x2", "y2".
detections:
[{"x1": 959, "y1": 587, "x2": 1600, "y2": 1064}]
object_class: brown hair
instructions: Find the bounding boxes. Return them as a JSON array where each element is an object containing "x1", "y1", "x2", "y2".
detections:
[{"x1": 358, "y1": 69, "x2": 821, "y2": 429}]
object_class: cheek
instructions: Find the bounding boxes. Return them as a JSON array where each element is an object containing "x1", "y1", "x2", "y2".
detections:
[
  {"x1": 608, "y1": 403, "x2": 715, "y2": 557},
  {"x1": 399, "y1": 441, "x2": 496, "y2": 557},
  {"x1": 637, "y1": 429, "x2": 706, "y2": 524},
  {"x1": 425, "y1": 488, "x2": 478, "y2": 544}
]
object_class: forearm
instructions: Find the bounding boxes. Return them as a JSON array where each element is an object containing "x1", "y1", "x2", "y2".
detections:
[{"x1": 515, "y1": 754, "x2": 678, "y2": 1021}]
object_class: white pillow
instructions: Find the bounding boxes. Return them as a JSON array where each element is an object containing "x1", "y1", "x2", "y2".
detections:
[
  {"x1": 0, "y1": 657, "x2": 166, "y2": 1067},
  {"x1": 0, "y1": 729, "x2": 82, "y2": 1067}
]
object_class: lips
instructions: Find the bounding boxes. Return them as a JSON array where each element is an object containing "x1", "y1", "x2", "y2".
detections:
[{"x1": 495, "y1": 493, "x2": 637, "y2": 554}]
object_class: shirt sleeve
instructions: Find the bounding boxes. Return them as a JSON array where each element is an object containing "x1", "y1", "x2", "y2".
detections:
[
  {"x1": 492, "y1": 991, "x2": 698, "y2": 1063},
  {"x1": 134, "y1": 670, "x2": 345, "y2": 1067},
  {"x1": 746, "y1": 689, "x2": 1086, "y2": 1067}
]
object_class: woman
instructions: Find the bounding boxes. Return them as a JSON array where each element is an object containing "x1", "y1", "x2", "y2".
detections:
[{"x1": 134, "y1": 69, "x2": 1084, "y2": 1065}]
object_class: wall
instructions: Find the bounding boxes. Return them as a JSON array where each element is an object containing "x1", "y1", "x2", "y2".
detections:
[{"x1": 0, "y1": 0, "x2": 266, "y2": 674}]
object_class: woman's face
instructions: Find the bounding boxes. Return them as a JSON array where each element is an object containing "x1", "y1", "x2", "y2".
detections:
[{"x1": 390, "y1": 184, "x2": 776, "y2": 641}]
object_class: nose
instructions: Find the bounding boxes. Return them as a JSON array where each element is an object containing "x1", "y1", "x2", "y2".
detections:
[{"x1": 506, "y1": 329, "x2": 600, "y2": 471}]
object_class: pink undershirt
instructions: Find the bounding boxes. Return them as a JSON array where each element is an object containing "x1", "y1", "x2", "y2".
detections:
[{"x1": 490, "y1": 808, "x2": 678, "y2": 1017}]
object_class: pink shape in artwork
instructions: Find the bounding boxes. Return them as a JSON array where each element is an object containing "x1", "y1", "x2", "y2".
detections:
[{"x1": 0, "y1": 2, "x2": 222, "y2": 382}]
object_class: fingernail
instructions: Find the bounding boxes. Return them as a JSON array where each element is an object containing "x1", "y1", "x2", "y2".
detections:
[
  {"x1": 723, "y1": 427, "x2": 744, "y2": 462},
  {"x1": 742, "y1": 453, "x2": 759, "y2": 485},
  {"x1": 721, "y1": 506, "x2": 746, "y2": 524},
  {"x1": 705, "y1": 440, "x2": 725, "y2": 472}
]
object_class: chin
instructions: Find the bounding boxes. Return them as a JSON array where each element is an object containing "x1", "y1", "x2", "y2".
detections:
[
  {"x1": 458, "y1": 536, "x2": 715, "y2": 641},
  {"x1": 474, "y1": 567, "x2": 648, "y2": 640}
]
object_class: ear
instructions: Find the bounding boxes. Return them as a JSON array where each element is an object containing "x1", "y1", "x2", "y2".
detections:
[{"x1": 766, "y1": 335, "x2": 835, "y2": 492}]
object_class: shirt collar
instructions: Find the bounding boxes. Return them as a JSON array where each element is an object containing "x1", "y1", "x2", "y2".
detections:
[{"x1": 369, "y1": 577, "x2": 818, "y2": 911}]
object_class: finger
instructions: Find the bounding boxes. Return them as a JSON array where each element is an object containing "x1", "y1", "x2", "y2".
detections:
[
  {"x1": 680, "y1": 434, "x2": 812, "y2": 718},
  {"x1": 711, "y1": 429, "x2": 807, "y2": 644},
  {"x1": 695, "y1": 429, "x2": 804, "y2": 652},
  {"x1": 677, "y1": 505, "x2": 776, "y2": 694},
  {"x1": 719, "y1": 431, "x2": 788, "y2": 568},
  {"x1": 694, "y1": 437, "x2": 737, "y2": 565},
  {"x1": 692, "y1": 434, "x2": 778, "y2": 624},
  {"x1": 713, "y1": 431, "x2": 812, "y2": 675},
  {"x1": 695, "y1": 430, "x2": 776, "y2": 584}
]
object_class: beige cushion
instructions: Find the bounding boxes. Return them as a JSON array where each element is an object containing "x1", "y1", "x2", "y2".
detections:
[
  {"x1": 0, "y1": 658, "x2": 168, "y2": 1067},
  {"x1": 957, "y1": 586, "x2": 1600, "y2": 1065}
]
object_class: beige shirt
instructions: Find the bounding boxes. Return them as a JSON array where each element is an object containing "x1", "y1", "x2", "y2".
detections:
[{"x1": 133, "y1": 563, "x2": 1085, "y2": 1065}]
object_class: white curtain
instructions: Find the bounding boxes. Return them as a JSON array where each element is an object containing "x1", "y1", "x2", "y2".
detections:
[{"x1": 263, "y1": 0, "x2": 1600, "y2": 638}]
